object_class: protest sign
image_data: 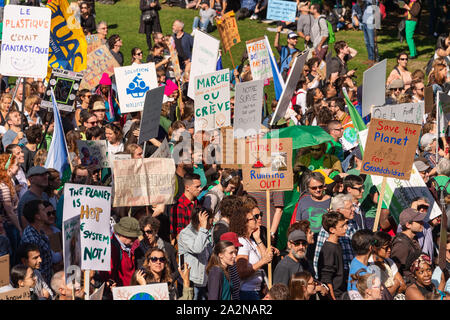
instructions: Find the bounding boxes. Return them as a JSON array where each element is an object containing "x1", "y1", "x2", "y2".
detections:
[
  {"x1": 246, "y1": 37, "x2": 273, "y2": 81},
  {"x1": 62, "y1": 215, "x2": 81, "y2": 281},
  {"x1": 216, "y1": 11, "x2": 241, "y2": 52},
  {"x1": 113, "y1": 158, "x2": 175, "y2": 207},
  {"x1": 168, "y1": 37, "x2": 181, "y2": 80},
  {"x1": 219, "y1": 127, "x2": 244, "y2": 169},
  {"x1": 359, "y1": 129, "x2": 442, "y2": 222},
  {"x1": 46, "y1": 0, "x2": 87, "y2": 73},
  {"x1": 362, "y1": 59, "x2": 387, "y2": 118},
  {"x1": 86, "y1": 34, "x2": 102, "y2": 54},
  {"x1": 115, "y1": 63, "x2": 158, "y2": 113},
  {"x1": 109, "y1": 153, "x2": 131, "y2": 170},
  {"x1": 424, "y1": 86, "x2": 434, "y2": 114},
  {"x1": 270, "y1": 53, "x2": 308, "y2": 126},
  {"x1": 0, "y1": 287, "x2": 31, "y2": 300},
  {"x1": 187, "y1": 30, "x2": 220, "y2": 99},
  {"x1": 138, "y1": 86, "x2": 165, "y2": 144},
  {"x1": 437, "y1": 92, "x2": 450, "y2": 135},
  {"x1": 242, "y1": 138, "x2": 293, "y2": 191},
  {"x1": 194, "y1": 69, "x2": 231, "y2": 132},
  {"x1": 80, "y1": 45, "x2": 120, "y2": 90},
  {"x1": 77, "y1": 140, "x2": 109, "y2": 169},
  {"x1": 340, "y1": 119, "x2": 359, "y2": 151},
  {"x1": 0, "y1": 5, "x2": 51, "y2": 78},
  {"x1": 42, "y1": 68, "x2": 83, "y2": 112},
  {"x1": 112, "y1": 283, "x2": 169, "y2": 300},
  {"x1": 0, "y1": 255, "x2": 9, "y2": 287},
  {"x1": 361, "y1": 119, "x2": 421, "y2": 180},
  {"x1": 234, "y1": 80, "x2": 264, "y2": 138},
  {"x1": 150, "y1": 138, "x2": 171, "y2": 158},
  {"x1": 371, "y1": 102, "x2": 424, "y2": 125},
  {"x1": 63, "y1": 183, "x2": 112, "y2": 271},
  {"x1": 267, "y1": 0, "x2": 297, "y2": 22}
]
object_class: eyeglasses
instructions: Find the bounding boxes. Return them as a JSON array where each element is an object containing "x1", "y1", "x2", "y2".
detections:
[
  {"x1": 291, "y1": 240, "x2": 307, "y2": 247},
  {"x1": 380, "y1": 244, "x2": 392, "y2": 251},
  {"x1": 47, "y1": 210, "x2": 56, "y2": 217},
  {"x1": 310, "y1": 148, "x2": 321, "y2": 152},
  {"x1": 350, "y1": 186, "x2": 364, "y2": 192},
  {"x1": 149, "y1": 256, "x2": 166, "y2": 263},
  {"x1": 309, "y1": 185, "x2": 324, "y2": 191},
  {"x1": 144, "y1": 229, "x2": 155, "y2": 235}
]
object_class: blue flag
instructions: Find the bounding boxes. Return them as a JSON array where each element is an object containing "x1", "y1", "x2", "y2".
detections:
[
  {"x1": 264, "y1": 36, "x2": 285, "y2": 100},
  {"x1": 216, "y1": 53, "x2": 223, "y2": 71},
  {"x1": 45, "y1": 89, "x2": 70, "y2": 179}
]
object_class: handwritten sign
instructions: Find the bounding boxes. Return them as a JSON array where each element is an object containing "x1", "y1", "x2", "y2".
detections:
[
  {"x1": 80, "y1": 45, "x2": 120, "y2": 90},
  {"x1": 242, "y1": 138, "x2": 293, "y2": 191},
  {"x1": 62, "y1": 215, "x2": 81, "y2": 281},
  {"x1": 0, "y1": 255, "x2": 9, "y2": 287},
  {"x1": 194, "y1": 68, "x2": 231, "y2": 132},
  {"x1": 361, "y1": 119, "x2": 421, "y2": 180},
  {"x1": 42, "y1": 68, "x2": 83, "y2": 112},
  {"x1": 0, "y1": 287, "x2": 31, "y2": 300},
  {"x1": 217, "y1": 11, "x2": 241, "y2": 52},
  {"x1": 77, "y1": 140, "x2": 109, "y2": 169},
  {"x1": 187, "y1": 30, "x2": 220, "y2": 99},
  {"x1": 362, "y1": 59, "x2": 387, "y2": 118},
  {"x1": 86, "y1": 34, "x2": 102, "y2": 54},
  {"x1": 246, "y1": 37, "x2": 273, "y2": 81},
  {"x1": 112, "y1": 283, "x2": 169, "y2": 300},
  {"x1": 0, "y1": 5, "x2": 51, "y2": 78},
  {"x1": 64, "y1": 183, "x2": 112, "y2": 271},
  {"x1": 234, "y1": 80, "x2": 264, "y2": 138},
  {"x1": 112, "y1": 158, "x2": 175, "y2": 207},
  {"x1": 371, "y1": 102, "x2": 424, "y2": 125},
  {"x1": 109, "y1": 153, "x2": 131, "y2": 170},
  {"x1": 115, "y1": 63, "x2": 158, "y2": 113},
  {"x1": 267, "y1": 0, "x2": 297, "y2": 22}
]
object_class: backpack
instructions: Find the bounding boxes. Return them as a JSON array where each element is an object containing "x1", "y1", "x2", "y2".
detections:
[{"x1": 318, "y1": 17, "x2": 335, "y2": 45}]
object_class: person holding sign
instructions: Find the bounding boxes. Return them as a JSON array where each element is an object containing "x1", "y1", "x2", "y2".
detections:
[{"x1": 274, "y1": 28, "x2": 299, "y2": 78}]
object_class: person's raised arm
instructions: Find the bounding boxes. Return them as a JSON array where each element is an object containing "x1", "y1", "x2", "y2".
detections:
[{"x1": 274, "y1": 25, "x2": 283, "y2": 52}]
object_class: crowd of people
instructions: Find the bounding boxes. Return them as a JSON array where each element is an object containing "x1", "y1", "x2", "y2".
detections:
[{"x1": 0, "y1": 0, "x2": 449, "y2": 302}]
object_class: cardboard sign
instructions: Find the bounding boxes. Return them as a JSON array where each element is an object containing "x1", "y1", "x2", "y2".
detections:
[
  {"x1": 63, "y1": 183, "x2": 112, "y2": 271},
  {"x1": 187, "y1": 30, "x2": 220, "y2": 99},
  {"x1": 220, "y1": 127, "x2": 244, "y2": 169},
  {"x1": 112, "y1": 283, "x2": 169, "y2": 300},
  {"x1": 150, "y1": 138, "x2": 171, "y2": 158},
  {"x1": 86, "y1": 34, "x2": 102, "y2": 55},
  {"x1": 168, "y1": 37, "x2": 181, "y2": 80},
  {"x1": 109, "y1": 153, "x2": 131, "y2": 170},
  {"x1": 360, "y1": 119, "x2": 421, "y2": 180},
  {"x1": 0, "y1": 287, "x2": 31, "y2": 300},
  {"x1": 62, "y1": 215, "x2": 81, "y2": 281},
  {"x1": 371, "y1": 102, "x2": 424, "y2": 125},
  {"x1": 246, "y1": 37, "x2": 273, "y2": 81},
  {"x1": 424, "y1": 86, "x2": 434, "y2": 114},
  {"x1": 0, "y1": 5, "x2": 51, "y2": 78},
  {"x1": 77, "y1": 140, "x2": 109, "y2": 169},
  {"x1": 138, "y1": 86, "x2": 165, "y2": 144},
  {"x1": 242, "y1": 138, "x2": 293, "y2": 191},
  {"x1": 80, "y1": 45, "x2": 120, "y2": 90},
  {"x1": 112, "y1": 158, "x2": 175, "y2": 207},
  {"x1": 362, "y1": 59, "x2": 387, "y2": 118},
  {"x1": 270, "y1": 52, "x2": 307, "y2": 126},
  {"x1": 42, "y1": 68, "x2": 83, "y2": 112},
  {"x1": 234, "y1": 80, "x2": 264, "y2": 138},
  {"x1": 266, "y1": 0, "x2": 297, "y2": 22},
  {"x1": 0, "y1": 255, "x2": 9, "y2": 287},
  {"x1": 194, "y1": 68, "x2": 231, "y2": 132},
  {"x1": 114, "y1": 63, "x2": 158, "y2": 113},
  {"x1": 216, "y1": 11, "x2": 241, "y2": 52}
]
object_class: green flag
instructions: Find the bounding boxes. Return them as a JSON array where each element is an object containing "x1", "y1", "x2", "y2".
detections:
[{"x1": 343, "y1": 87, "x2": 366, "y2": 132}]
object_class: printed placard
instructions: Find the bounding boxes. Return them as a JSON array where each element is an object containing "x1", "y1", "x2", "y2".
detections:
[
  {"x1": 0, "y1": 255, "x2": 9, "y2": 287},
  {"x1": 371, "y1": 102, "x2": 424, "y2": 125},
  {"x1": 80, "y1": 45, "x2": 120, "y2": 90},
  {"x1": 42, "y1": 68, "x2": 83, "y2": 112},
  {"x1": 242, "y1": 138, "x2": 293, "y2": 191},
  {"x1": 267, "y1": 0, "x2": 297, "y2": 22},
  {"x1": 234, "y1": 80, "x2": 264, "y2": 138},
  {"x1": 0, "y1": 287, "x2": 31, "y2": 300},
  {"x1": 0, "y1": 5, "x2": 51, "y2": 78},
  {"x1": 194, "y1": 68, "x2": 231, "y2": 132},
  {"x1": 63, "y1": 183, "x2": 112, "y2": 271},
  {"x1": 77, "y1": 140, "x2": 109, "y2": 169},
  {"x1": 217, "y1": 11, "x2": 241, "y2": 52},
  {"x1": 361, "y1": 119, "x2": 421, "y2": 180},
  {"x1": 246, "y1": 37, "x2": 273, "y2": 81},
  {"x1": 112, "y1": 283, "x2": 169, "y2": 300},
  {"x1": 114, "y1": 63, "x2": 158, "y2": 113}
]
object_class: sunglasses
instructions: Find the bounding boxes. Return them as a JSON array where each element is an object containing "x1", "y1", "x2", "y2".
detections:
[
  {"x1": 399, "y1": 58, "x2": 408, "y2": 61},
  {"x1": 291, "y1": 240, "x2": 307, "y2": 246},
  {"x1": 47, "y1": 210, "x2": 56, "y2": 217},
  {"x1": 416, "y1": 87, "x2": 424, "y2": 91},
  {"x1": 309, "y1": 185, "x2": 324, "y2": 191},
  {"x1": 350, "y1": 186, "x2": 364, "y2": 192},
  {"x1": 149, "y1": 256, "x2": 166, "y2": 263},
  {"x1": 136, "y1": 52, "x2": 143, "y2": 55},
  {"x1": 417, "y1": 204, "x2": 429, "y2": 212},
  {"x1": 144, "y1": 229, "x2": 155, "y2": 235},
  {"x1": 310, "y1": 148, "x2": 321, "y2": 152},
  {"x1": 88, "y1": 121, "x2": 99, "y2": 125}
]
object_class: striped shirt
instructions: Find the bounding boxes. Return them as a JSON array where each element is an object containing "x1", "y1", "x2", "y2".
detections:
[{"x1": 0, "y1": 182, "x2": 18, "y2": 225}]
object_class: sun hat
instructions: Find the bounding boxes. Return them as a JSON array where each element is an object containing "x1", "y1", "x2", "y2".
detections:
[{"x1": 113, "y1": 216, "x2": 142, "y2": 238}]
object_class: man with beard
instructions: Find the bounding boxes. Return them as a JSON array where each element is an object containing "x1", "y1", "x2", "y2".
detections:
[{"x1": 273, "y1": 229, "x2": 313, "y2": 286}]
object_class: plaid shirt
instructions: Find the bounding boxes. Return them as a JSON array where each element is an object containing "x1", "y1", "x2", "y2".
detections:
[
  {"x1": 171, "y1": 193, "x2": 197, "y2": 237},
  {"x1": 313, "y1": 219, "x2": 360, "y2": 277},
  {"x1": 20, "y1": 225, "x2": 53, "y2": 285}
]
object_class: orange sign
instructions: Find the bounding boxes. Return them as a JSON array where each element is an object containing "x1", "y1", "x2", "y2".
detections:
[{"x1": 217, "y1": 11, "x2": 241, "y2": 52}]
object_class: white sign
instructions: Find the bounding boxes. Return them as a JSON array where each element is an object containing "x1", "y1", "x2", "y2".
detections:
[
  {"x1": 114, "y1": 63, "x2": 158, "y2": 113},
  {"x1": 234, "y1": 80, "x2": 264, "y2": 138},
  {"x1": 362, "y1": 59, "x2": 387, "y2": 118},
  {"x1": 63, "y1": 183, "x2": 112, "y2": 271},
  {"x1": 0, "y1": 5, "x2": 51, "y2": 78},
  {"x1": 112, "y1": 283, "x2": 170, "y2": 300},
  {"x1": 194, "y1": 68, "x2": 231, "y2": 132},
  {"x1": 187, "y1": 30, "x2": 220, "y2": 99},
  {"x1": 371, "y1": 102, "x2": 424, "y2": 125}
]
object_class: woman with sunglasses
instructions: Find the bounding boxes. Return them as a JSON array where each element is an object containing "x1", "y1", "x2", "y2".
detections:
[
  {"x1": 288, "y1": 271, "x2": 318, "y2": 300},
  {"x1": 368, "y1": 231, "x2": 406, "y2": 299},
  {"x1": 387, "y1": 52, "x2": 412, "y2": 90},
  {"x1": 131, "y1": 47, "x2": 144, "y2": 65},
  {"x1": 229, "y1": 195, "x2": 273, "y2": 300},
  {"x1": 131, "y1": 247, "x2": 193, "y2": 300}
]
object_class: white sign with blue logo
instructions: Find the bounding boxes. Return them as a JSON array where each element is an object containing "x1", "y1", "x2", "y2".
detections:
[{"x1": 114, "y1": 63, "x2": 158, "y2": 113}]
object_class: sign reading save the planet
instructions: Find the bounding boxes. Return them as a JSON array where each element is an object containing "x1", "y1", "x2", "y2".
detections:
[
  {"x1": 114, "y1": 63, "x2": 158, "y2": 113},
  {"x1": 361, "y1": 119, "x2": 421, "y2": 180}
]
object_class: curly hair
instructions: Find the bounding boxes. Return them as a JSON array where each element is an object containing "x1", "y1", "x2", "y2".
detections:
[
  {"x1": 229, "y1": 195, "x2": 258, "y2": 237},
  {"x1": 130, "y1": 248, "x2": 172, "y2": 285},
  {"x1": 0, "y1": 153, "x2": 17, "y2": 195}
]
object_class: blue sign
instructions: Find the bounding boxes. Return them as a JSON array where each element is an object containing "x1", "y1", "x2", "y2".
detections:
[
  {"x1": 267, "y1": 0, "x2": 297, "y2": 23},
  {"x1": 126, "y1": 73, "x2": 149, "y2": 98}
]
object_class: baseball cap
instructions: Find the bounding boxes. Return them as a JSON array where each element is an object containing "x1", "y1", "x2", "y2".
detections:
[
  {"x1": 388, "y1": 78, "x2": 404, "y2": 90},
  {"x1": 414, "y1": 160, "x2": 430, "y2": 172},
  {"x1": 288, "y1": 32, "x2": 299, "y2": 40},
  {"x1": 399, "y1": 208, "x2": 427, "y2": 226},
  {"x1": 220, "y1": 232, "x2": 243, "y2": 247},
  {"x1": 26, "y1": 166, "x2": 49, "y2": 179},
  {"x1": 288, "y1": 229, "x2": 307, "y2": 242},
  {"x1": 420, "y1": 133, "x2": 436, "y2": 150}
]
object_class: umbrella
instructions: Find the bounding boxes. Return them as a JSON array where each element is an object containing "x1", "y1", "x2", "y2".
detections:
[{"x1": 264, "y1": 125, "x2": 334, "y2": 150}]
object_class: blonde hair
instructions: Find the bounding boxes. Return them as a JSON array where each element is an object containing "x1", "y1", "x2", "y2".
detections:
[{"x1": 24, "y1": 95, "x2": 41, "y2": 114}]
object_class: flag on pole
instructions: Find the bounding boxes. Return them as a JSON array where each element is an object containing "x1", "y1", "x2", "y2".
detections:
[
  {"x1": 264, "y1": 36, "x2": 285, "y2": 100},
  {"x1": 216, "y1": 52, "x2": 223, "y2": 71},
  {"x1": 45, "y1": 89, "x2": 71, "y2": 181},
  {"x1": 343, "y1": 87, "x2": 366, "y2": 132}
]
